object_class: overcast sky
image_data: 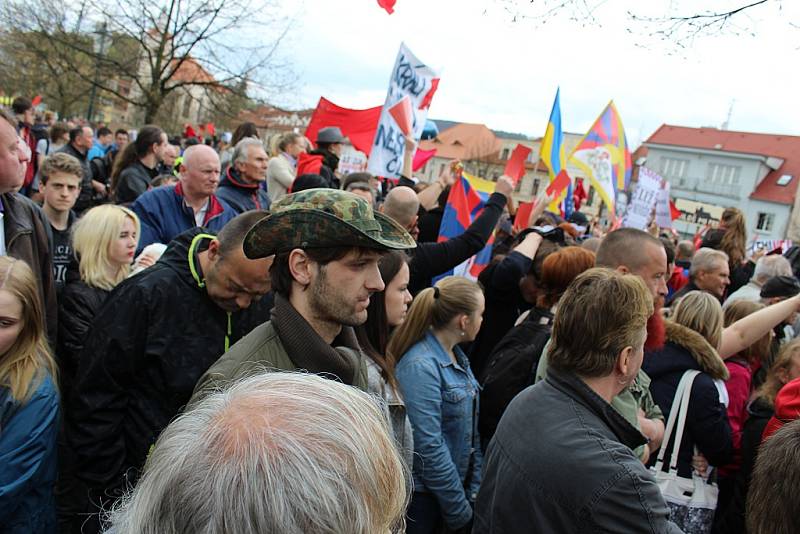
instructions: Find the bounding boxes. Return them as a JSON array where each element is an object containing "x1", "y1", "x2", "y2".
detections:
[{"x1": 272, "y1": 0, "x2": 800, "y2": 148}]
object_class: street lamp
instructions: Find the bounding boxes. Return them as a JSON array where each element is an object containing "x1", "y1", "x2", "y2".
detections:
[{"x1": 86, "y1": 21, "x2": 110, "y2": 122}]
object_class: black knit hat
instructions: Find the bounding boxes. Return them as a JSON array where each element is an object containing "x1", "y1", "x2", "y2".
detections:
[{"x1": 760, "y1": 275, "x2": 800, "y2": 299}]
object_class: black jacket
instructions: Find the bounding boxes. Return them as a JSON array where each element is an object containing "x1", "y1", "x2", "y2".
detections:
[
  {"x1": 469, "y1": 251, "x2": 532, "y2": 375},
  {"x1": 643, "y1": 321, "x2": 733, "y2": 477},
  {"x1": 57, "y1": 143, "x2": 94, "y2": 212},
  {"x1": 115, "y1": 160, "x2": 158, "y2": 205},
  {"x1": 2, "y1": 192, "x2": 57, "y2": 345},
  {"x1": 215, "y1": 167, "x2": 271, "y2": 214},
  {"x1": 712, "y1": 396, "x2": 773, "y2": 534},
  {"x1": 66, "y1": 228, "x2": 273, "y2": 496},
  {"x1": 57, "y1": 279, "x2": 110, "y2": 400},
  {"x1": 478, "y1": 306, "x2": 553, "y2": 447},
  {"x1": 474, "y1": 368, "x2": 680, "y2": 533},
  {"x1": 408, "y1": 191, "x2": 506, "y2": 294},
  {"x1": 417, "y1": 205, "x2": 444, "y2": 243}
]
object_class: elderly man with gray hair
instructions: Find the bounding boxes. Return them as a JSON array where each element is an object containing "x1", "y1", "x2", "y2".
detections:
[
  {"x1": 724, "y1": 254, "x2": 793, "y2": 308},
  {"x1": 106, "y1": 372, "x2": 409, "y2": 534},
  {"x1": 216, "y1": 137, "x2": 271, "y2": 213},
  {"x1": 667, "y1": 247, "x2": 731, "y2": 306}
]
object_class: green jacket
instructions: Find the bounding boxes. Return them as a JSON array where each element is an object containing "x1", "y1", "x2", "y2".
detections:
[{"x1": 191, "y1": 321, "x2": 369, "y2": 405}]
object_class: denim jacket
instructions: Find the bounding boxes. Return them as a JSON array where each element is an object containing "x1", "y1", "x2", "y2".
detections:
[{"x1": 396, "y1": 331, "x2": 482, "y2": 529}]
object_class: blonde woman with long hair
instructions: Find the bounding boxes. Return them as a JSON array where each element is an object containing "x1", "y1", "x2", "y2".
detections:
[
  {"x1": 0, "y1": 256, "x2": 60, "y2": 532},
  {"x1": 388, "y1": 276, "x2": 485, "y2": 534},
  {"x1": 57, "y1": 205, "x2": 139, "y2": 398}
]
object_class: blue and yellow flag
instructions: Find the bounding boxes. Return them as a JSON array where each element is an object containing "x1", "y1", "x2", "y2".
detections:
[{"x1": 539, "y1": 88, "x2": 570, "y2": 213}]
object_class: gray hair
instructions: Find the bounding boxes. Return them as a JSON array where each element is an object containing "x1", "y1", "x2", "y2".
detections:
[
  {"x1": 689, "y1": 247, "x2": 729, "y2": 278},
  {"x1": 232, "y1": 138, "x2": 265, "y2": 165},
  {"x1": 753, "y1": 255, "x2": 792, "y2": 285},
  {"x1": 676, "y1": 240, "x2": 695, "y2": 260},
  {"x1": 106, "y1": 372, "x2": 409, "y2": 534}
]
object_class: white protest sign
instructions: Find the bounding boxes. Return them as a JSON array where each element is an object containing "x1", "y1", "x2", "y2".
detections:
[
  {"x1": 622, "y1": 167, "x2": 663, "y2": 230},
  {"x1": 367, "y1": 43, "x2": 439, "y2": 178},
  {"x1": 655, "y1": 181, "x2": 673, "y2": 228}
]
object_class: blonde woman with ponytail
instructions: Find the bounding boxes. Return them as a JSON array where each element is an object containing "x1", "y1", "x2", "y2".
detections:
[
  {"x1": 388, "y1": 276, "x2": 485, "y2": 534},
  {"x1": 0, "y1": 256, "x2": 60, "y2": 532}
]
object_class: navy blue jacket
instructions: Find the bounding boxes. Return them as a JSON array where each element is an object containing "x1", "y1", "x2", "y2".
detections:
[
  {"x1": 131, "y1": 182, "x2": 236, "y2": 254},
  {"x1": 643, "y1": 321, "x2": 733, "y2": 477},
  {"x1": 215, "y1": 167, "x2": 271, "y2": 214},
  {"x1": 0, "y1": 373, "x2": 59, "y2": 533}
]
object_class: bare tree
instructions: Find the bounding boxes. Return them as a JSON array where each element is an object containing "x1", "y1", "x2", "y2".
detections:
[
  {"x1": 493, "y1": 0, "x2": 785, "y2": 45},
  {"x1": 1, "y1": 0, "x2": 296, "y2": 125}
]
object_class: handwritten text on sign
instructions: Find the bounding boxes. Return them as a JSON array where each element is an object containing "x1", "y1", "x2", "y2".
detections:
[
  {"x1": 367, "y1": 43, "x2": 439, "y2": 178},
  {"x1": 622, "y1": 167, "x2": 663, "y2": 230}
]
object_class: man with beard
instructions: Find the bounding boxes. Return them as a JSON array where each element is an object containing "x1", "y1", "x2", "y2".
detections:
[
  {"x1": 536, "y1": 227, "x2": 667, "y2": 461},
  {"x1": 191, "y1": 188, "x2": 417, "y2": 400}
]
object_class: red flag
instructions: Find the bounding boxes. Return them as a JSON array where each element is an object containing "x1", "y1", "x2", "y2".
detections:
[
  {"x1": 514, "y1": 201, "x2": 534, "y2": 233},
  {"x1": 669, "y1": 200, "x2": 681, "y2": 221},
  {"x1": 377, "y1": 0, "x2": 396, "y2": 14},
  {"x1": 296, "y1": 153, "x2": 323, "y2": 176},
  {"x1": 546, "y1": 169, "x2": 571, "y2": 197},
  {"x1": 388, "y1": 96, "x2": 413, "y2": 136},
  {"x1": 31, "y1": 95, "x2": 42, "y2": 107},
  {"x1": 419, "y1": 78, "x2": 440, "y2": 110},
  {"x1": 573, "y1": 178, "x2": 588, "y2": 211},
  {"x1": 305, "y1": 97, "x2": 382, "y2": 155},
  {"x1": 413, "y1": 147, "x2": 436, "y2": 172},
  {"x1": 503, "y1": 144, "x2": 532, "y2": 184}
]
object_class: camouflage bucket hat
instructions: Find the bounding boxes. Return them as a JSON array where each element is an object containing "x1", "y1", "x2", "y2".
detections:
[{"x1": 244, "y1": 188, "x2": 417, "y2": 258}]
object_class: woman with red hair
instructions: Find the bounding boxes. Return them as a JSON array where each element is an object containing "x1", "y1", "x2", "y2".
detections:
[{"x1": 478, "y1": 246, "x2": 596, "y2": 446}]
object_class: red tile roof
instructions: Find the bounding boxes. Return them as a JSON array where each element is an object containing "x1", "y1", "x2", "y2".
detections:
[
  {"x1": 419, "y1": 123, "x2": 501, "y2": 160},
  {"x1": 645, "y1": 124, "x2": 800, "y2": 205}
]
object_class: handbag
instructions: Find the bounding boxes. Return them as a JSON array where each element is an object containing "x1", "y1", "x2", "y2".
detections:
[{"x1": 651, "y1": 370, "x2": 718, "y2": 534}]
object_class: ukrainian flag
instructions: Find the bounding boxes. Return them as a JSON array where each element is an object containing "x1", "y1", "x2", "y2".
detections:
[{"x1": 539, "y1": 88, "x2": 569, "y2": 213}]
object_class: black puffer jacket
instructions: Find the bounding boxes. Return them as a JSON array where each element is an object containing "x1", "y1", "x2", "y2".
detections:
[
  {"x1": 643, "y1": 321, "x2": 733, "y2": 477},
  {"x1": 114, "y1": 160, "x2": 158, "y2": 205},
  {"x1": 57, "y1": 279, "x2": 109, "y2": 400},
  {"x1": 478, "y1": 307, "x2": 553, "y2": 447},
  {"x1": 66, "y1": 228, "x2": 273, "y2": 497}
]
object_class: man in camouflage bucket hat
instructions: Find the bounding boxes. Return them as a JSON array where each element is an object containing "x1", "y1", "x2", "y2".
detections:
[{"x1": 191, "y1": 189, "x2": 416, "y2": 401}]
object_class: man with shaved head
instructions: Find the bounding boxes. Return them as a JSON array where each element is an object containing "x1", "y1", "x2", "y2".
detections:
[
  {"x1": 132, "y1": 144, "x2": 236, "y2": 252},
  {"x1": 382, "y1": 176, "x2": 514, "y2": 293}
]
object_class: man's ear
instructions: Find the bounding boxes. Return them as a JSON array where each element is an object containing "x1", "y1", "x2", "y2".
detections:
[
  {"x1": 616, "y1": 345, "x2": 634, "y2": 377},
  {"x1": 207, "y1": 239, "x2": 221, "y2": 261},
  {"x1": 616, "y1": 265, "x2": 631, "y2": 275},
  {"x1": 288, "y1": 249, "x2": 313, "y2": 286}
]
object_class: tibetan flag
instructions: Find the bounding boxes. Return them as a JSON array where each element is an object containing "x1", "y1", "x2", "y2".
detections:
[
  {"x1": 569, "y1": 101, "x2": 631, "y2": 218},
  {"x1": 305, "y1": 97, "x2": 382, "y2": 155},
  {"x1": 539, "y1": 88, "x2": 570, "y2": 213},
  {"x1": 436, "y1": 175, "x2": 493, "y2": 281}
]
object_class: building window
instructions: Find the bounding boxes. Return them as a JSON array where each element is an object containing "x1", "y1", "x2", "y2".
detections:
[
  {"x1": 660, "y1": 157, "x2": 689, "y2": 180},
  {"x1": 439, "y1": 163, "x2": 446, "y2": 176},
  {"x1": 501, "y1": 148, "x2": 510, "y2": 160},
  {"x1": 532, "y1": 178, "x2": 541, "y2": 195},
  {"x1": 707, "y1": 163, "x2": 741, "y2": 186},
  {"x1": 756, "y1": 212, "x2": 775, "y2": 232}
]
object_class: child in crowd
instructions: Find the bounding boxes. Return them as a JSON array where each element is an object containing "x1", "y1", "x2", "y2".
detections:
[{"x1": 38, "y1": 152, "x2": 82, "y2": 293}]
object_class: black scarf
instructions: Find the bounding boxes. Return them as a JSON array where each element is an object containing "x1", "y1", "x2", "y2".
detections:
[{"x1": 271, "y1": 294, "x2": 359, "y2": 385}]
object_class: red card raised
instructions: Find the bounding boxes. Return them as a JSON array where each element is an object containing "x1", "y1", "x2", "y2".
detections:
[
  {"x1": 545, "y1": 169, "x2": 571, "y2": 197},
  {"x1": 514, "y1": 201, "x2": 534, "y2": 232},
  {"x1": 503, "y1": 144, "x2": 532, "y2": 184},
  {"x1": 388, "y1": 96, "x2": 413, "y2": 136}
]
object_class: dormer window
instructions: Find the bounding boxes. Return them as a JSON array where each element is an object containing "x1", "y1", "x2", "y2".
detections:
[{"x1": 777, "y1": 174, "x2": 793, "y2": 186}]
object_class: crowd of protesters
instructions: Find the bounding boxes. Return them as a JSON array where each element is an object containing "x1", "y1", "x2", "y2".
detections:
[{"x1": 1, "y1": 95, "x2": 800, "y2": 534}]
